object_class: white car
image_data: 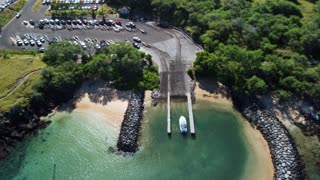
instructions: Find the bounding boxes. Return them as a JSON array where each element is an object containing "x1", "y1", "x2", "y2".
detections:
[
  {"x1": 113, "y1": 26, "x2": 119, "y2": 32},
  {"x1": 23, "y1": 39, "x2": 29, "y2": 45},
  {"x1": 95, "y1": 44, "x2": 101, "y2": 50},
  {"x1": 133, "y1": 37, "x2": 141, "y2": 43},
  {"x1": 39, "y1": 47, "x2": 45, "y2": 53},
  {"x1": 15, "y1": 13, "x2": 21, "y2": 18},
  {"x1": 30, "y1": 40, "x2": 35, "y2": 46},
  {"x1": 36, "y1": 40, "x2": 42, "y2": 46}
]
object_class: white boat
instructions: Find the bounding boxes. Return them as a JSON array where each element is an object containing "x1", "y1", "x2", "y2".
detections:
[{"x1": 179, "y1": 116, "x2": 188, "y2": 133}]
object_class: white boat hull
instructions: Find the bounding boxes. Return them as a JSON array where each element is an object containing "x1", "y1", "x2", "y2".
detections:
[{"x1": 179, "y1": 116, "x2": 188, "y2": 133}]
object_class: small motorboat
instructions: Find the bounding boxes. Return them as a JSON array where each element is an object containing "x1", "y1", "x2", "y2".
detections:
[{"x1": 179, "y1": 116, "x2": 188, "y2": 134}]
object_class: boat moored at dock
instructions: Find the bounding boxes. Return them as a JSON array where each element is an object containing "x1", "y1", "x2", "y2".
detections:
[{"x1": 179, "y1": 116, "x2": 188, "y2": 133}]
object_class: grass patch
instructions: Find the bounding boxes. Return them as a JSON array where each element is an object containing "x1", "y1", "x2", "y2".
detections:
[
  {"x1": 0, "y1": 0, "x2": 27, "y2": 29},
  {"x1": 8, "y1": 0, "x2": 26, "y2": 11},
  {"x1": 290, "y1": 127, "x2": 320, "y2": 180},
  {"x1": 0, "y1": 73, "x2": 41, "y2": 112},
  {"x1": 0, "y1": 54, "x2": 46, "y2": 99},
  {"x1": 44, "y1": 9, "x2": 51, "y2": 16},
  {"x1": 32, "y1": 0, "x2": 43, "y2": 13},
  {"x1": 0, "y1": 9, "x2": 16, "y2": 29},
  {"x1": 298, "y1": 0, "x2": 316, "y2": 24}
]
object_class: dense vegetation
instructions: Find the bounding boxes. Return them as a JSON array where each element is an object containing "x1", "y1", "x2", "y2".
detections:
[
  {"x1": 144, "y1": 0, "x2": 320, "y2": 107},
  {"x1": 3, "y1": 41, "x2": 158, "y2": 122}
]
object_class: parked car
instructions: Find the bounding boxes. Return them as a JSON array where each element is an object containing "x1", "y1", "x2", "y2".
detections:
[
  {"x1": 115, "y1": 20, "x2": 121, "y2": 26},
  {"x1": 133, "y1": 42, "x2": 140, "y2": 49},
  {"x1": 15, "y1": 12, "x2": 21, "y2": 18},
  {"x1": 29, "y1": 20, "x2": 35, "y2": 25},
  {"x1": 16, "y1": 40, "x2": 23, "y2": 46},
  {"x1": 95, "y1": 44, "x2": 101, "y2": 50},
  {"x1": 113, "y1": 27, "x2": 119, "y2": 32},
  {"x1": 142, "y1": 42, "x2": 150, "y2": 48},
  {"x1": 30, "y1": 40, "x2": 35, "y2": 46},
  {"x1": 100, "y1": 40, "x2": 106, "y2": 47},
  {"x1": 36, "y1": 40, "x2": 42, "y2": 47},
  {"x1": 23, "y1": 39, "x2": 29, "y2": 45},
  {"x1": 133, "y1": 37, "x2": 141, "y2": 43},
  {"x1": 126, "y1": 22, "x2": 135, "y2": 28},
  {"x1": 39, "y1": 47, "x2": 45, "y2": 53},
  {"x1": 125, "y1": 27, "x2": 132, "y2": 32}
]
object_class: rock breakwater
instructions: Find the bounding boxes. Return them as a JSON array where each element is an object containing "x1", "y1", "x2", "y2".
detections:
[
  {"x1": 241, "y1": 102, "x2": 305, "y2": 180},
  {"x1": 117, "y1": 93, "x2": 145, "y2": 153}
]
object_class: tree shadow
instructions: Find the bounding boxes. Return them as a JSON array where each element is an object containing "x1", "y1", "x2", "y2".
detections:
[
  {"x1": 197, "y1": 77, "x2": 231, "y2": 100},
  {"x1": 58, "y1": 80, "x2": 131, "y2": 113}
]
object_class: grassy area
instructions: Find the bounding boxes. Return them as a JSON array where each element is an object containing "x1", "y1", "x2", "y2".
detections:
[
  {"x1": 298, "y1": 0, "x2": 316, "y2": 24},
  {"x1": 290, "y1": 127, "x2": 320, "y2": 180},
  {"x1": 32, "y1": 0, "x2": 43, "y2": 13},
  {"x1": 0, "y1": 0, "x2": 27, "y2": 29},
  {"x1": 0, "y1": 54, "x2": 46, "y2": 99},
  {"x1": 0, "y1": 73, "x2": 41, "y2": 112},
  {"x1": 44, "y1": 8, "x2": 51, "y2": 16},
  {"x1": 8, "y1": 0, "x2": 26, "y2": 11}
]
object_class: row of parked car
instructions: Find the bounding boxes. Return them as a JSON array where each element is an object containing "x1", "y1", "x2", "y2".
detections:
[
  {"x1": 52, "y1": 4, "x2": 99, "y2": 10},
  {"x1": 13, "y1": 33, "x2": 47, "y2": 52},
  {"x1": 23, "y1": 18, "x2": 147, "y2": 34},
  {"x1": 46, "y1": 0, "x2": 104, "y2": 4},
  {"x1": 69, "y1": 35, "x2": 150, "y2": 50},
  {"x1": 0, "y1": 0, "x2": 16, "y2": 11}
]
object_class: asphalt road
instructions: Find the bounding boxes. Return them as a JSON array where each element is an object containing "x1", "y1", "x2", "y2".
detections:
[{"x1": 0, "y1": 0, "x2": 202, "y2": 97}]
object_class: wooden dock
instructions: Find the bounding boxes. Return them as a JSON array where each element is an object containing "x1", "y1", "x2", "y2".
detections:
[{"x1": 186, "y1": 92, "x2": 195, "y2": 134}]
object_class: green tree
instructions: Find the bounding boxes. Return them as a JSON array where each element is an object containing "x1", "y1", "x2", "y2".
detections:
[{"x1": 246, "y1": 76, "x2": 268, "y2": 95}]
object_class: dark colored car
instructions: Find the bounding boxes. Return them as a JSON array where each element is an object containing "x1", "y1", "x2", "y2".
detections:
[{"x1": 29, "y1": 20, "x2": 35, "y2": 25}]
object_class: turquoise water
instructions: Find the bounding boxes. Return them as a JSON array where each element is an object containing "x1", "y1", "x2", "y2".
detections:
[{"x1": 0, "y1": 101, "x2": 251, "y2": 180}]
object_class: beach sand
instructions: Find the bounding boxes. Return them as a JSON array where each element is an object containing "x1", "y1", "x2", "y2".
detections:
[
  {"x1": 74, "y1": 93, "x2": 128, "y2": 128},
  {"x1": 62, "y1": 81, "x2": 130, "y2": 130},
  {"x1": 194, "y1": 81, "x2": 274, "y2": 180}
]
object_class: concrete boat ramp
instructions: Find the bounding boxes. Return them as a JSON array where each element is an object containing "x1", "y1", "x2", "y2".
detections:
[{"x1": 161, "y1": 61, "x2": 195, "y2": 135}]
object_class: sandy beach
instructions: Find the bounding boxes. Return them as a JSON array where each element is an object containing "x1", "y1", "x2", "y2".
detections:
[
  {"x1": 74, "y1": 93, "x2": 128, "y2": 128},
  {"x1": 58, "y1": 81, "x2": 130, "y2": 130},
  {"x1": 194, "y1": 81, "x2": 274, "y2": 180}
]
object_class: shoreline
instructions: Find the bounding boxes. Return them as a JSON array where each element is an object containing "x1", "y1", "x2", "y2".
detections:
[
  {"x1": 60, "y1": 81, "x2": 129, "y2": 126},
  {"x1": 193, "y1": 82, "x2": 274, "y2": 180}
]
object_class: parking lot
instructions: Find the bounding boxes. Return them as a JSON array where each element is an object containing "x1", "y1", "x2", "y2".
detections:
[
  {"x1": 0, "y1": 0, "x2": 201, "y2": 72},
  {"x1": 1, "y1": 11, "x2": 172, "y2": 51},
  {"x1": 9, "y1": 18, "x2": 160, "y2": 51}
]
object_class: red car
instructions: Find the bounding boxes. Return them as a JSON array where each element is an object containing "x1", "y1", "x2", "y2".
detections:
[{"x1": 115, "y1": 20, "x2": 121, "y2": 26}]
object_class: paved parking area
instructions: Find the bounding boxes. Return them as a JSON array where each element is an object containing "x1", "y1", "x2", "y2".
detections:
[{"x1": 0, "y1": 0, "x2": 201, "y2": 79}]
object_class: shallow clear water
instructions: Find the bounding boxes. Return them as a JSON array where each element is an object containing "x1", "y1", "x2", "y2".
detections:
[{"x1": 0, "y1": 100, "x2": 252, "y2": 180}]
